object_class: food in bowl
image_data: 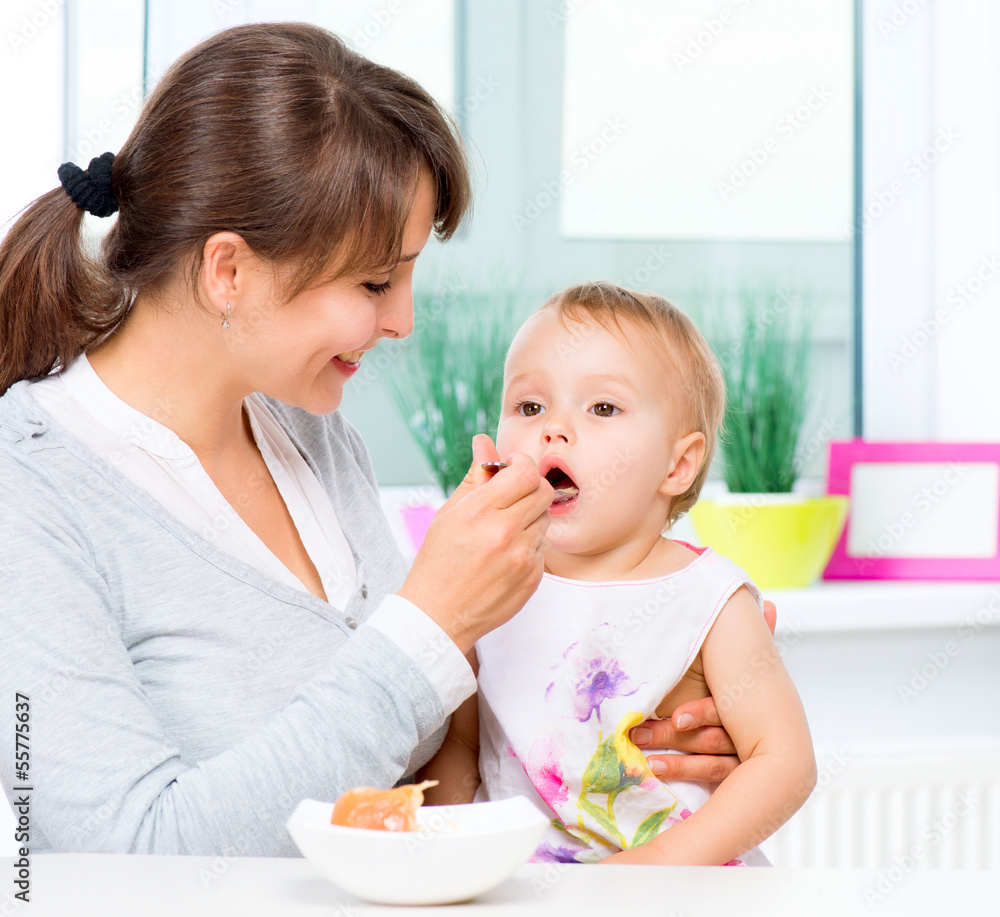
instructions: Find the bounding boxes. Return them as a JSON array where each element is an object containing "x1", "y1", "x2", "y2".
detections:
[
  {"x1": 287, "y1": 795, "x2": 550, "y2": 906},
  {"x1": 330, "y1": 779, "x2": 437, "y2": 831}
]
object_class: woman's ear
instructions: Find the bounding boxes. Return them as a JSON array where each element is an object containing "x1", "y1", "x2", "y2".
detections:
[
  {"x1": 200, "y1": 231, "x2": 254, "y2": 312},
  {"x1": 658, "y1": 431, "x2": 706, "y2": 497}
]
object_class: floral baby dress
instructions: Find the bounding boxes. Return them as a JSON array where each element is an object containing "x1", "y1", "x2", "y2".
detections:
[{"x1": 474, "y1": 543, "x2": 770, "y2": 865}]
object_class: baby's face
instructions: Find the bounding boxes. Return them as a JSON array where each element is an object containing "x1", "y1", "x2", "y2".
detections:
[{"x1": 497, "y1": 309, "x2": 686, "y2": 559}]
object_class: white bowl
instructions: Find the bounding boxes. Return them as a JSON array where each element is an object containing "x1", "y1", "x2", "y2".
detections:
[{"x1": 286, "y1": 795, "x2": 549, "y2": 905}]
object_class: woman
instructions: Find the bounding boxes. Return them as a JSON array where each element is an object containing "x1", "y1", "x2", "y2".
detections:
[{"x1": 0, "y1": 22, "x2": 758, "y2": 856}]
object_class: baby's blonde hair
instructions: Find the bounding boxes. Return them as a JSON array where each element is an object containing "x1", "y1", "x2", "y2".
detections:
[{"x1": 540, "y1": 281, "x2": 725, "y2": 529}]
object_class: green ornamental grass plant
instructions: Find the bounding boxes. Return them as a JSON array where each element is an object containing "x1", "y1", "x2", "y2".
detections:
[
  {"x1": 385, "y1": 288, "x2": 522, "y2": 494},
  {"x1": 712, "y1": 287, "x2": 812, "y2": 494},
  {"x1": 692, "y1": 287, "x2": 848, "y2": 588}
]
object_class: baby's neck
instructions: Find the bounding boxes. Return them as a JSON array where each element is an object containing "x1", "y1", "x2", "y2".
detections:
[{"x1": 543, "y1": 534, "x2": 698, "y2": 583}]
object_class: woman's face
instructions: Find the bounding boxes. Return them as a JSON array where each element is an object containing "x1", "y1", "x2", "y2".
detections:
[{"x1": 236, "y1": 171, "x2": 437, "y2": 414}]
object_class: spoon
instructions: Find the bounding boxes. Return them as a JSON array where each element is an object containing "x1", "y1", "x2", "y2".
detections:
[{"x1": 481, "y1": 462, "x2": 579, "y2": 501}]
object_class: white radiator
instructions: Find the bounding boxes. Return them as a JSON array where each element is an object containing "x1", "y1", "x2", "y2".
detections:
[{"x1": 760, "y1": 745, "x2": 1000, "y2": 869}]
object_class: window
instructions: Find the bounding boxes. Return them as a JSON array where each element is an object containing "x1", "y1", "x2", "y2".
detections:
[
  {"x1": 4, "y1": 1, "x2": 869, "y2": 488},
  {"x1": 144, "y1": 0, "x2": 454, "y2": 112},
  {"x1": 349, "y1": 1, "x2": 856, "y2": 486},
  {"x1": 559, "y1": 2, "x2": 853, "y2": 241}
]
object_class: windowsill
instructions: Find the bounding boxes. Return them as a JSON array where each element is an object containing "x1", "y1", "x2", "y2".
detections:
[{"x1": 679, "y1": 480, "x2": 1000, "y2": 636}]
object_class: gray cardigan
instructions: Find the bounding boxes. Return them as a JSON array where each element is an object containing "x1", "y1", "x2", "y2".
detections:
[{"x1": 0, "y1": 381, "x2": 449, "y2": 856}]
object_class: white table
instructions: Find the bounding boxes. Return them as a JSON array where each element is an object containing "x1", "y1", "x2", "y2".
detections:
[{"x1": 3, "y1": 855, "x2": 996, "y2": 916}]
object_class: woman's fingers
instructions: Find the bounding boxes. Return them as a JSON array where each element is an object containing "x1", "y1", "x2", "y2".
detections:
[
  {"x1": 476, "y1": 451, "x2": 554, "y2": 513},
  {"x1": 643, "y1": 751, "x2": 740, "y2": 783},
  {"x1": 440, "y1": 438, "x2": 553, "y2": 525},
  {"x1": 629, "y1": 707, "x2": 740, "y2": 783},
  {"x1": 625, "y1": 688, "x2": 750, "y2": 784},
  {"x1": 763, "y1": 599, "x2": 777, "y2": 635},
  {"x1": 669, "y1": 695, "x2": 724, "y2": 730},
  {"x1": 630, "y1": 715, "x2": 735, "y2": 754},
  {"x1": 627, "y1": 696, "x2": 738, "y2": 784},
  {"x1": 399, "y1": 447, "x2": 553, "y2": 653},
  {"x1": 525, "y1": 507, "x2": 550, "y2": 544},
  {"x1": 439, "y1": 434, "x2": 501, "y2": 512}
]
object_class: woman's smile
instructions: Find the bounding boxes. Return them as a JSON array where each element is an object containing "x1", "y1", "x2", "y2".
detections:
[{"x1": 333, "y1": 351, "x2": 365, "y2": 376}]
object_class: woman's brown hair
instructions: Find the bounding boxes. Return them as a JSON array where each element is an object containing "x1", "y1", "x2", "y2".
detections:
[
  {"x1": 541, "y1": 281, "x2": 725, "y2": 529},
  {"x1": 0, "y1": 22, "x2": 471, "y2": 396}
]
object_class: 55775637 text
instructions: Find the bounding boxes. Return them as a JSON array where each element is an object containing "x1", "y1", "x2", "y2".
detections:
[{"x1": 12, "y1": 693, "x2": 31, "y2": 904}]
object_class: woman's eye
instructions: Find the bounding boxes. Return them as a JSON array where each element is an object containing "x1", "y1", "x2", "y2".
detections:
[
  {"x1": 515, "y1": 401, "x2": 544, "y2": 417},
  {"x1": 591, "y1": 402, "x2": 620, "y2": 417},
  {"x1": 363, "y1": 280, "x2": 393, "y2": 296}
]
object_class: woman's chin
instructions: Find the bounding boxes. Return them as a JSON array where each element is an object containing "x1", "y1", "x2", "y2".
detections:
[
  {"x1": 279, "y1": 386, "x2": 344, "y2": 416},
  {"x1": 310, "y1": 394, "x2": 344, "y2": 415}
]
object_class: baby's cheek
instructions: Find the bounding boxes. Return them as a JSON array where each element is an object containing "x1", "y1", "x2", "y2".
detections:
[{"x1": 495, "y1": 417, "x2": 513, "y2": 456}]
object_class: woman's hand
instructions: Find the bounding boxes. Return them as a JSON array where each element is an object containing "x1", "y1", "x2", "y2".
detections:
[
  {"x1": 397, "y1": 434, "x2": 553, "y2": 654},
  {"x1": 629, "y1": 600, "x2": 777, "y2": 782}
]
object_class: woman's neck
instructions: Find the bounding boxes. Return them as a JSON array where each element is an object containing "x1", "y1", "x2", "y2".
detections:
[{"x1": 86, "y1": 298, "x2": 254, "y2": 472}]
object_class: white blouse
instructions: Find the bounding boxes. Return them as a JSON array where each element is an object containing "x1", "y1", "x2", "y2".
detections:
[{"x1": 29, "y1": 355, "x2": 359, "y2": 608}]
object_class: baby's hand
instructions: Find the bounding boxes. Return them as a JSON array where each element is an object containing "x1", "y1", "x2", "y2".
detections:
[{"x1": 597, "y1": 845, "x2": 667, "y2": 866}]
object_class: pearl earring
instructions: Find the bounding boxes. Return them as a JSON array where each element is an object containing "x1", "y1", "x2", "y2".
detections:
[{"x1": 220, "y1": 303, "x2": 231, "y2": 330}]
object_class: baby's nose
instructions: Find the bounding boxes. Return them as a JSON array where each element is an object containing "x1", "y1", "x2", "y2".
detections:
[{"x1": 542, "y1": 415, "x2": 572, "y2": 444}]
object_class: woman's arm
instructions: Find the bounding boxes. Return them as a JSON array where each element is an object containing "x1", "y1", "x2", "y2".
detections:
[
  {"x1": 605, "y1": 588, "x2": 815, "y2": 865},
  {"x1": 0, "y1": 426, "x2": 552, "y2": 855},
  {"x1": 0, "y1": 456, "x2": 466, "y2": 856},
  {"x1": 418, "y1": 654, "x2": 481, "y2": 806}
]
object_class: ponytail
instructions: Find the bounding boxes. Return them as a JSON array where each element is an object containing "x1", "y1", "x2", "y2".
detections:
[{"x1": 0, "y1": 188, "x2": 124, "y2": 396}]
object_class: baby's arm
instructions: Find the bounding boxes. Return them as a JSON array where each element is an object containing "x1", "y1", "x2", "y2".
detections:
[
  {"x1": 418, "y1": 651, "x2": 482, "y2": 806},
  {"x1": 606, "y1": 586, "x2": 816, "y2": 865}
]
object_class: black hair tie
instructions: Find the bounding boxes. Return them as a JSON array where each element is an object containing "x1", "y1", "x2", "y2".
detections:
[{"x1": 57, "y1": 151, "x2": 118, "y2": 218}]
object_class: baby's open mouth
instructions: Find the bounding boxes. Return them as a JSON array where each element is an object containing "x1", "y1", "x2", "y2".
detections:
[{"x1": 545, "y1": 468, "x2": 580, "y2": 506}]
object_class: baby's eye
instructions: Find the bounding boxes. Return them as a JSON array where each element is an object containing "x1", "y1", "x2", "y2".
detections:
[
  {"x1": 590, "y1": 402, "x2": 621, "y2": 418},
  {"x1": 515, "y1": 401, "x2": 544, "y2": 417}
]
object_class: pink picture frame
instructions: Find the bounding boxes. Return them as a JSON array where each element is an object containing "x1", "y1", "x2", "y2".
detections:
[{"x1": 823, "y1": 439, "x2": 1000, "y2": 581}]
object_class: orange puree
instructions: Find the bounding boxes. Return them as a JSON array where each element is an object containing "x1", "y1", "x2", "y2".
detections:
[{"x1": 330, "y1": 780, "x2": 438, "y2": 831}]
